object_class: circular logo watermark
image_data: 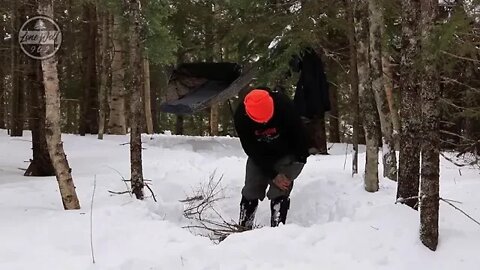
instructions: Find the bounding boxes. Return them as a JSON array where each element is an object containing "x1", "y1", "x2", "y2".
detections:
[{"x1": 18, "y1": 15, "x2": 62, "y2": 60}]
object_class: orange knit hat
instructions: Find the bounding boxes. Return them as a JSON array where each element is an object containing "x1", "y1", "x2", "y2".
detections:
[{"x1": 244, "y1": 89, "x2": 274, "y2": 123}]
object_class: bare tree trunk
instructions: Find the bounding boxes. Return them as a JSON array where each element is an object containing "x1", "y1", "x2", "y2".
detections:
[
  {"x1": 125, "y1": 0, "x2": 145, "y2": 200},
  {"x1": 97, "y1": 9, "x2": 110, "y2": 140},
  {"x1": 79, "y1": 3, "x2": 99, "y2": 135},
  {"x1": 306, "y1": 116, "x2": 328, "y2": 154},
  {"x1": 345, "y1": 0, "x2": 360, "y2": 175},
  {"x1": 397, "y1": 0, "x2": 422, "y2": 209},
  {"x1": 210, "y1": 104, "x2": 219, "y2": 136},
  {"x1": 108, "y1": 14, "x2": 127, "y2": 135},
  {"x1": 0, "y1": 52, "x2": 5, "y2": 129},
  {"x1": 143, "y1": 57, "x2": 154, "y2": 134},
  {"x1": 39, "y1": 0, "x2": 80, "y2": 210},
  {"x1": 368, "y1": 0, "x2": 397, "y2": 180},
  {"x1": 25, "y1": 56, "x2": 54, "y2": 176},
  {"x1": 10, "y1": 3, "x2": 25, "y2": 137},
  {"x1": 419, "y1": 0, "x2": 439, "y2": 251},
  {"x1": 176, "y1": 115, "x2": 184, "y2": 135},
  {"x1": 328, "y1": 83, "x2": 340, "y2": 143},
  {"x1": 382, "y1": 55, "x2": 401, "y2": 142},
  {"x1": 357, "y1": 0, "x2": 380, "y2": 192},
  {"x1": 205, "y1": 1, "x2": 219, "y2": 136}
]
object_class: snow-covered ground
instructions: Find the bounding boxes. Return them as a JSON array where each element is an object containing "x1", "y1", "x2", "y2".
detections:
[{"x1": 0, "y1": 129, "x2": 479, "y2": 270}]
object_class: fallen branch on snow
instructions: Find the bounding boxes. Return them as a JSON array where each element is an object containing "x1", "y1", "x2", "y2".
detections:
[{"x1": 181, "y1": 172, "x2": 252, "y2": 243}]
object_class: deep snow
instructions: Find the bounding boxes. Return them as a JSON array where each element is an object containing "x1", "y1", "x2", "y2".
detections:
[{"x1": 0, "y1": 129, "x2": 479, "y2": 270}]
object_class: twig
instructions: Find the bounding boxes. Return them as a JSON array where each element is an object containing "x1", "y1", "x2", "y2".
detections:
[
  {"x1": 108, "y1": 190, "x2": 130, "y2": 195},
  {"x1": 145, "y1": 183, "x2": 157, "y2": 202},
  {"x1": 179, "y1": 195, "x2": 204, "y2": 203},
  {"x1": 327, "y1": 143, "x2": 335, "y2": 150},
  {"x1": 395, "y1": 196, "x2": 419, "y2": 204},
  {"x1": 441, "y1": 152, "x2": 478, "y2": 168},
  {"x1": 106, "y1": 166, "x2": 132, "y2": 197},
  {"x1": 441, "y1": 198, "x2": 463, "y2": 204},
  {"x1": 181, "y1": 172, "x2": 247, "y2": 242},
  {"x1": 441, "y1": 76, "x2": 480, "y2": 93},
  {"x1": 440, "y1": 198, "x2": 480, "y2": 227},
  {"x1": 90, "y1": 175, "x2": 97, "y2": 264},
  {"x1": 440, "y1": 50, "x2": 480, "y2": 63}
]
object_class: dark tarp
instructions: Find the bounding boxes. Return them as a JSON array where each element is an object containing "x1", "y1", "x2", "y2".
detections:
[{"x1": 160, "y1": 62, "x2": 254, "y2": 115}]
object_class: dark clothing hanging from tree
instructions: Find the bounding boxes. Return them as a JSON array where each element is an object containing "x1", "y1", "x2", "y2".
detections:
[{"x1": 290, "y1": 48, "x2": 331, "y2": 119}]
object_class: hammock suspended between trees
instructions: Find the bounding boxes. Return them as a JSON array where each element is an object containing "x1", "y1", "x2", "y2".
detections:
[{"x1": 160, "y1": 62, "x2": 254, "y2": 115}]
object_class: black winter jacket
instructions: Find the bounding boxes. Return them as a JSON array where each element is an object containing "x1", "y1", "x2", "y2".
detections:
[
  {"x1": 234, "y1": 91, "x2": 309, "y2": 179},
  {"x1": 290, "y1": 48, "x2": 331, "y2": 119}
]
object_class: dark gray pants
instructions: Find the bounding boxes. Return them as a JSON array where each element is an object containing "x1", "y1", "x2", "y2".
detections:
[{"x1": 241, "y1": 156, "x2": 304, "y2": 201}]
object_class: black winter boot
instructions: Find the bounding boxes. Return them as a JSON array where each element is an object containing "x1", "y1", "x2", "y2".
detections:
[
  {"x1": 270, "y1": 197, "x2": 290, "y2": 227},
  {"x1": 239, "y1": 196, "x2": 258, "y2": 230}
]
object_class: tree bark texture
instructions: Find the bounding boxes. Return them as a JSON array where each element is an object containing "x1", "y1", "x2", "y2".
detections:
[
  {"x1": 419, "y1": 0, "x2": 440, "y2": 251},
  {"x1": 306, "y1": 116, "x2": 328, "y2": 154},
  {"x1": 176, "y1": 115, "x2": 185, "y2": 135},
  {"x1": 210, "y1": 104, "x2": 219, "y2": 136},
  {"x1": 125, "y1": 0, "x2": 145, "y2": 200},
  {"x1": 397, "y1": 0, "x2": 422, "y2": 209},
  {"x1": 345, "y1": 0, "x2": 360, "y2": 175},
  {"x1": 205, "y1": 1, "x2": 220, "y2": 136},
  {"x1": 39, "y1": 0, "x2": 81, "y2": 210},
  {"x1": 382, "y1": 55, "x2": 401, "y2": 143},
  {"x1": 108, "y1": 14, "x2": 127, "y2": 135},
  {"x1": 25, "y1": 58, "x2": 54, "y2": 176},
  {"x1": 79, "y1": 2, "x2": 99, "y2": 135},
  {"x1": 97, "y1": 9, "x2": 110, "y2": 140},
  {"x1": 0, "y1": 52, "x2": 5, "y2": 129},
  {"x1": 10, "y1": 3, "x2": 25, "y2": 137},
  {"x1": 144, "y1": 57, "x2": 154, "y2": 134},
  {"x1": 368, "y1": 0, "x2": 397, "y2": 180},
  {"x1": 357, "y1": 0, "x2": 380, "y2": 192}
]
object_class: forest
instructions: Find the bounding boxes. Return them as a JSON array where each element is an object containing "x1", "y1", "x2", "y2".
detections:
[{"x1": 0, "y1": 0, "x2": 480, "y2": 267}]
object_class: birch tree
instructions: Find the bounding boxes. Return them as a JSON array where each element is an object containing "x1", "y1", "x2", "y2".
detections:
[
  {"x1": 357, "y1": 0, "x2": 381, "y2": 192},
  {"x1": 344, "y1": 0, "x2": 360, "y2": 175},
  {"x1": 38, "y1": 0, "x2": 80, "y2": 210},
  {"x1": 108, "y1": 13, "x2": 127, "y2": 135},
  {"x1": 368, "y1": 0, "x2": 397, "y2": 180}
]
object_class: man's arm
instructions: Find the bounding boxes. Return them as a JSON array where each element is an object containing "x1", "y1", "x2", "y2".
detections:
[{"x1": 278, "y1": 94, "x2": 309, "y2": 164}]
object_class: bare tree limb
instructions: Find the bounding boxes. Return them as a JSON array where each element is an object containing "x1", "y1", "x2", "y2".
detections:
[
  {"x1": 145, "y1": 183, "x2": 157, "y2": 202},
  {"x1": 440, "y1": 198, "x2": 480, "y2": 227}
]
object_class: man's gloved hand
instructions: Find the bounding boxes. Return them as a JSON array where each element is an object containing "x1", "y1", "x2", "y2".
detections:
[{"x1": 273, "y1": 174, "x2": 292, "y2": 191}]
